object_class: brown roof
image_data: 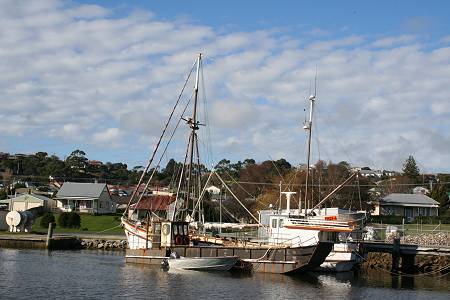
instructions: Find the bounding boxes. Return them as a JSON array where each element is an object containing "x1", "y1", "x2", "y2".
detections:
[{"x1": 131, "y1": 195, "x2": 175, "y2": 211}]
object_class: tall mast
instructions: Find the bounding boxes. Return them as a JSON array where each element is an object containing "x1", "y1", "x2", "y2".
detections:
[
  {"x1": 185, "y1": 53, "x2": 202, "y2": 214},
  {"x1": 303, "y1": 93, "x2": 315, "y2": 216}
]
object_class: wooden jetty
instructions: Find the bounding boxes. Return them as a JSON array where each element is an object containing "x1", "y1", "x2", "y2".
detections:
[
  {"x1": 0, "y1": 235, "x2": 81, "y2": 250},
  {"x1": 353, "y1": 239, "x2": 450, "y2": 273}
]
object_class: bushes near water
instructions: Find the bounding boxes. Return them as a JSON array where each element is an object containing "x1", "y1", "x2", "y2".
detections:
[
  {"x1": 58, "y1": 212, "x2": 81, "y2": 228},
  {"x1": 39, "y1": 212, "x2": 56, "y2": 228}
]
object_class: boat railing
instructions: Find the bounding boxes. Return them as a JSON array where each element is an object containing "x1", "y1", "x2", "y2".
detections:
[
  {"x1": 270, "y1": 233, "x2": 318, "y2": 247},
  {"x1": 288, "y1": 218, "x2": 353, "y2": 228}
]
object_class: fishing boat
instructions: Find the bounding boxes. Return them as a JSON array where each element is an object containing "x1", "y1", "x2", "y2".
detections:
[
  {"x1": 121, "y1": 53, "x2": 342, "y2": 274},
  {"x1": 256, "y1": 90, "x2": 367, "y2": 272}
]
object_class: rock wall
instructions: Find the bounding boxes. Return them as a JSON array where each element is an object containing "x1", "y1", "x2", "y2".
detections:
[
  {"x1": 80, "y1": 239, "x2": 127, "y2": 250},
  {"x1": 362, "y1": 252, "x2": 450, "y2": 274}
]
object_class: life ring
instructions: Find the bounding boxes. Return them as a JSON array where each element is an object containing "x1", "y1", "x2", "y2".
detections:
[{"x1": 175, "y1": 235, "x2": 183, "y2": 245}]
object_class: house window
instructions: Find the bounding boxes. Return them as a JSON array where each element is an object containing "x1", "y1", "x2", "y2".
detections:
[{"x1": 279, "y1": 219, "x2": 284, "y2": 228}]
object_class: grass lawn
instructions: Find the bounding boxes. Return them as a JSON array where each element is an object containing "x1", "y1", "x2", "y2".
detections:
[{"x1": 32, "y1": 213, "x2": 124, "y2": 234}]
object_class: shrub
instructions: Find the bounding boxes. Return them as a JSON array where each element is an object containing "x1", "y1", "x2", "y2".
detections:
[
  {"x1": 40, "y1": 212, "x2": 56, "y2": 228},
  {"x1": 67, "y1": 212, "x2": 81, "y2": 228},
  {"x1": 58, "y1": 212, "x2": 81, "y2": 228},
  {"x1": 58, "y1": 212, "x2": 69, "y2": 228}
]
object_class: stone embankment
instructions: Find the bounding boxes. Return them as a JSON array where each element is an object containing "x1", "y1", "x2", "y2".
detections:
[
  {"x1": 80, "y1": 239, "x2": 127, "y2": 250},
  {"x1": 386, "y1": 232, "x2": 449, "y2": 246},
  {"x1": 362, "y1": 253, "x2": 450, "y2": 274}
]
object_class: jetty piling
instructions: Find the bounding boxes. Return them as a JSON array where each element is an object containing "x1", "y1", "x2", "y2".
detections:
[
  {"x1": 392, "y1": 238, "x2": 400, "y2": 272},
  {"x1": 46, "y1": 222, "x2": 54, "y2": 249}
]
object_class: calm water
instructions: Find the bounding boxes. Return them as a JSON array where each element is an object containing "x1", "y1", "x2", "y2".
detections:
[{"x1": 0, "y1": 249, "x2": 449, "y2": 300}]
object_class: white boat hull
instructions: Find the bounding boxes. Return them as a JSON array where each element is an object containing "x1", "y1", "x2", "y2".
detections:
[
  {"x1": 122, "y1": 218, "x2": 152, "y2": 250},
  {"x1": 166, "y1": 256, "x2": 239, "y2": 271},
  {"x1": 315, "y1": 243, "x2": 362, "y2": 272}
]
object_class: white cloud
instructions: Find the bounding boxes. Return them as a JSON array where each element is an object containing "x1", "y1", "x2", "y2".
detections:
[
  {"x1": 0, "y1": 1, "x2": 450, "y2": 172},
  {"x1": 92, "y1": 128, "x2": 123, "y2": 144},
  {"x1": 371, "y1": 35, "x2": 416, "y2": 48}
]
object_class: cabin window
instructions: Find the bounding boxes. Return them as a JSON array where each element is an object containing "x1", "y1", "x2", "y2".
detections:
[
  {"x1": 173, "y1": 225, "x2": 179, "y2": 235},
  {"x1": 184, "y1": 224, "x2": 188, "y2": 235},
  {"x1": 279, "y1": 219, "x2": 284, "y2": 228},
  {"x1": 271, "y1": 219, "x2": 277, "y2": 228}
]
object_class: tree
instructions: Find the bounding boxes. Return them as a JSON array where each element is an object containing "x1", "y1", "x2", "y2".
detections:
[
  {"x1": 65, "y1": 149, "x2": 88, "y2": 176},
  {"x1": 402, "y1": 155, "x2": 420, "y2": 179},
  {"x1": 430, "y1": 184, "x2": 449, "y2": 215}
]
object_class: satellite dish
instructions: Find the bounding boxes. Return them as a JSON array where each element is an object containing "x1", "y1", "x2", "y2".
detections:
[{"x1": 6, "y1": 211, "x2": 21, "y2": 226}]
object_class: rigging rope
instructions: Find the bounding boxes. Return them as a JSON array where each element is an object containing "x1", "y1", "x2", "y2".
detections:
[{"x1": 124, "y1": 59, "x2": 197, "y2": 215}]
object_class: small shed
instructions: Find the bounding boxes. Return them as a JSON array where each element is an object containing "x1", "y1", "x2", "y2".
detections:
[{"x1": 0, "y1": 194, "x2": 53, "y2": 212}]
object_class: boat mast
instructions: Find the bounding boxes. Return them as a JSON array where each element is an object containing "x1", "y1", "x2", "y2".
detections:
[
  {"x1": 303, "y1": 93, "x2": 315, "y2": 216},
  {"x1": 185, "y1": 53, "x2": 202, "y2": 216}
]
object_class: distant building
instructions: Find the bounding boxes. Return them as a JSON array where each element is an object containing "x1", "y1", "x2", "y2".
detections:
[
  {"x1": 55, "y1": 182, "x2": 116, "y2": 214},
  {"x1": 372, "y1": 193, "x2": 439, "y2": 221},
  {"x1": 88, "y1": 160, "x2": 103, "y2": 166},
  {"x1": 205, "y1": 185, "x2": 221, "y2": 195},
  {"x1": 0, "y1": 194, "x2": 53, "y2": 212},
  {"x1": 412, "y1": 186, "x2": 429, "y2": 195}
]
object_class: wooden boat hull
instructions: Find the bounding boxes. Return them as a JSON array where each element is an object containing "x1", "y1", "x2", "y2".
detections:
[{"x1": 125, "y1": 241, "x2": 333, "y2": 274}]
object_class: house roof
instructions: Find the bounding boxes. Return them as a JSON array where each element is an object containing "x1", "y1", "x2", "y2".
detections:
[
  {"x1": 380, "y1": 193, "x2": 439, "y2": 206},
  {"x1": 130, "y1": 195, "x2": 175, "y2": 211},
  {"x1": 0, "y1": 193, "x2": 51, "y2": 203},
  {"x1": 56, "y1": 182, "x2": 107, "y2": 198}
]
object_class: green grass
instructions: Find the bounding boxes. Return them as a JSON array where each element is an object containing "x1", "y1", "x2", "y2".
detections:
[{"x1": 32, "y1": 213, "x2": 124, "y2": 234}]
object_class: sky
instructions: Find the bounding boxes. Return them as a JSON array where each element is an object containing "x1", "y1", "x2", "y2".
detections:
[{"x1": 1, "y1": 0, "x2": 450, "y2": 173}]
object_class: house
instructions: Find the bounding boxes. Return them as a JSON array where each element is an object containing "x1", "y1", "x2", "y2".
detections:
[
  {"x1": 372, "y1": 193, "x2": 439, "y2": 221},
  {"x1": 0, "y1": 194, "x2": 53, "y2": 212},
  {"x1": 128, "y1": 195, "x2": 175, "y2": 220},
  {"x1": 206, "y1": 185, "x2": 221, "y2": 195},
  {"x1": 55, "y1": 182, "x2": 116, "y2": 214}
]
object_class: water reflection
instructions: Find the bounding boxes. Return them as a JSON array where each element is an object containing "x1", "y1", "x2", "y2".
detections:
[{"x1": 0, "y1": 249, "x2": 449, "y2": 300}]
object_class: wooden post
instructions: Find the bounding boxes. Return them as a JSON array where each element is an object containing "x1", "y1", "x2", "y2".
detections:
[
  {"x1": 401, "y1": 254, "x2": 415, "y2": 274},
  {"x1": 392, "y1": 238, "x2": 400, "y2": 272},
  {"x1": 46, "y1": 222, "x2": 54, "y2": 249}
]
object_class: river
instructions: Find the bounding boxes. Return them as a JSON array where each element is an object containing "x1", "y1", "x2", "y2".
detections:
[{"x1": 0, "y1": 249, "x2": 449, "y2": 299}]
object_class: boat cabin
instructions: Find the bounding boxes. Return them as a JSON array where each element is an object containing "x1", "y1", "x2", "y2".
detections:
[{"x1": 151, "y1": 221, "x2": 190, "y2": 249}]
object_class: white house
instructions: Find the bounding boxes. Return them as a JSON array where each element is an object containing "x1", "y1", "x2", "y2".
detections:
[
  {"x1": 372, "y1": 193, "x2": 439, "y2": 221},
  {"x1": 55, "y1": 182, "x2": 116, "y2": 214},
  {"x1": 205, "y1": 185, "x2": 221, "y2": 195}
]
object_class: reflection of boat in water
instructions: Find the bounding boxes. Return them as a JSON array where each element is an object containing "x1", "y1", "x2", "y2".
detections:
[{"x1": 121, "y1": 53, "x2": 339, "y2": 274}]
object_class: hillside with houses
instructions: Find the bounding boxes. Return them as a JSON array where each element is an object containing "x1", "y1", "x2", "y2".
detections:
[{"x1": 0, "y1": 150, "x2": 449, "y2": 226}]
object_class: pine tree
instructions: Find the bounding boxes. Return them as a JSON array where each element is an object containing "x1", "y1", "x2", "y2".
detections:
[
  {"x1": 402, "y1": 155, "x2": 420, "y2": 179},
  {"x1": 430, "y1": 184, "x2": 450, "y2": 215}
]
